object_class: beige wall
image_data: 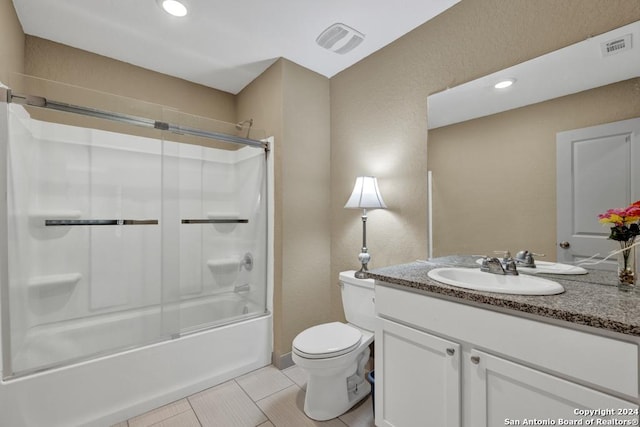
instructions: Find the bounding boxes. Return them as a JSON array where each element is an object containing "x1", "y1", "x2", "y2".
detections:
[
  {"x1": 0, "y1": 0, "x2": 24, "y2": 83},
  {"x1": 237, "y1": 60, "x2": 286, "y2": 364},
  {"x1": 280, "y1": 60, "x2": 331, "y2": 360},
  {"x1": 24, "y1": 36, "x2": 236, "y2": 122},
  {"x1": 429, "y1": 78, "x2": 640, "y2": 259},
  {"x1": 238, "y1": 59, "x2": 331, "y2": 365},
  {"x1": 330, "y1": 0, "x2": 640, "y2": 313}
]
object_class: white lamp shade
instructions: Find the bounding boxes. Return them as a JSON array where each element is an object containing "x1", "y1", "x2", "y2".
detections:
[{"x1": 344, "y1": 176, "x2": 387, "y2": 209}]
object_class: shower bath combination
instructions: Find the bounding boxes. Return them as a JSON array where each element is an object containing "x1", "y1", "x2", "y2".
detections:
[{"x1": 0, "y1": 76, "x2": 273, "y2": 427}]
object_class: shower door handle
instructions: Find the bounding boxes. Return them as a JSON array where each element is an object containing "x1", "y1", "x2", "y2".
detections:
[
  {"x1": 45, "y1": 219, "x2": 159, "y2": 226},
  {"x1": 181, "y1": 219, "x2": 248, "y2": 224}
]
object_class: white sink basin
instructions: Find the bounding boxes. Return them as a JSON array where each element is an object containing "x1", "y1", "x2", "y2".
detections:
[{"x1": 427, "y1": 268, "x2": 564, "y2": 295}]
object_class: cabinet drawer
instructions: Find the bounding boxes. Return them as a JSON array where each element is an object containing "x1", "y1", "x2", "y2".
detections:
[{"x1": 376, "y1": 284, "x2": 639, "y2": 398}]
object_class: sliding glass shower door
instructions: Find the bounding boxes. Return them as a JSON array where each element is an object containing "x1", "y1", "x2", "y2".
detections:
[{"x1": 1, "y1": 76, "x2": 269, "y2": 378}]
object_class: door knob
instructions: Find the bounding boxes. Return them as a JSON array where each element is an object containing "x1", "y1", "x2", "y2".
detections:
[{"x1": 559, "y1": 241, "x2": 571, "y2": 249}]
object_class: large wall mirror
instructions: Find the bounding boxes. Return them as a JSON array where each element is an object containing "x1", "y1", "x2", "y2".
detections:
[{"x1": 426, "y1": 20, "x2": 640, "y2": 265}]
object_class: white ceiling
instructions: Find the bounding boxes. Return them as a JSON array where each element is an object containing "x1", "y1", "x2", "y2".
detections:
[{"x1": 13, "y1": 0, "x2": 460, "y2": 94}]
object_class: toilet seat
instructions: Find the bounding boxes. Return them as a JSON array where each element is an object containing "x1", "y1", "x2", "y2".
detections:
[{"x1": 293, "y1": 322, "x2": 362, "y2": 359}]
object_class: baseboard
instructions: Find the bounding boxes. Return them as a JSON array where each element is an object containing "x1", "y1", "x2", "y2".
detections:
[{"x1": 273, "y1": 351, "x2": 294, "y2": 370}]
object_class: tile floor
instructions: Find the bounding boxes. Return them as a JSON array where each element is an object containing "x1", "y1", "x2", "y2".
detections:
[{"x1": 111, "y1": 365, "x2": 375, "y2": 427}]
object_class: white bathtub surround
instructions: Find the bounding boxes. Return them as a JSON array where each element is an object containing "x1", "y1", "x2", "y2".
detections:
[
  {"x1": 0, "y1": 98, "x2": 273, "y2": 426},
  {"x1": 0, "y1": 313, "x2": 271, "y2": 427}
]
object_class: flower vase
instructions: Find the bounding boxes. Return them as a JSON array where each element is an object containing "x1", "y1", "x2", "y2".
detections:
[{"x1": 617, "y1": 241, "x2": 637, "y2": 291}]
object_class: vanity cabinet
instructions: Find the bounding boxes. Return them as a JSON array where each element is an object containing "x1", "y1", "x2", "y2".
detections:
[
  {"x1": 376, "y1": 318, "x2": 460, "y2": 427},
  {"x1": 374, "y1": 284, "x2": 639, "y2": 427},
  {"x1": 468, "y1": 349, "x2": 637, "y2": 427}
]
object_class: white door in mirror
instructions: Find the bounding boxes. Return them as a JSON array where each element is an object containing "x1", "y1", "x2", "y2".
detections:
[{"x1": 557, "y1": 118, "x2": 640, "y2": 270}]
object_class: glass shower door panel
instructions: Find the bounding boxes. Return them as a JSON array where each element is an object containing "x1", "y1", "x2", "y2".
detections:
[
  {"x1": 230, "y1": 147, "x2": 268, "y2": 319},
  {"x1": 83, "y1": 131, "x2": 163, "y2": 359},
  {"x1": 176, "y1": 143, "x2": 205, "y2": 298},
  {"x1": 6, "y1": 105, "x2": 164, "y2": 375},
  {"x1": 158, "y1": 107, "x2": 268, "y2": 335},
  {"x1": 186, "y1": 145, "x2": 267, "y2": 333},
  {"x1": 7, "y1": 109, "x2": 95, "y2": 373},
  {"x1": 88, "y1": 132, "x2": 162, "y2": 314}
]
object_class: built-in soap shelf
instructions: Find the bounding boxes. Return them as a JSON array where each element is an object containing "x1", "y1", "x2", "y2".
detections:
[
  {"x1": 207, "y1": 258, "x2": 239, "y2": 274},
  {"x1": 27, "y1": 272, "x2": 82, "y2": 292},
  {"x1": 204, "y1": 212, "x2": 246, "y2": 232}
]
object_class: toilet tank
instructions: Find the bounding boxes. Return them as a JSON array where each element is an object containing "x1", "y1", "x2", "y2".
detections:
[{"x1": 339, "y1": 270, "x2": 376, "y2": 332}]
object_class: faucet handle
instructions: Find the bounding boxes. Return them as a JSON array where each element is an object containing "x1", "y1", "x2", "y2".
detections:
[
  {"x1": 480, "y1": 255, "x2": 491, "y2": 270},
  {"x1": 503, "y1": 258, "x2": 519, "y2": 275},
  {"x1": 514, "y1": 250, "x2": 545, "y2": 268},
  {"x1": 493, "y1": 250, "x2": 512, "y2": 263}
]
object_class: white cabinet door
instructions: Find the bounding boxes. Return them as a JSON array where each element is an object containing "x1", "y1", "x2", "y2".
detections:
[
  {"x1": 556, "y1": 118, "x2": 640, "y2": 268},
  {"x1": 468, "y1": 349, "x2": 639, "y2": 427},
  {"x1": 375, "y1": 317, "x2": 461, "y2": 427}
]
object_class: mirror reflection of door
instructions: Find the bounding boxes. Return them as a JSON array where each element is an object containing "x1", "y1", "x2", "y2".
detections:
[{"x1": 556, "y1": 118, "x2": 640, "y2": 269}]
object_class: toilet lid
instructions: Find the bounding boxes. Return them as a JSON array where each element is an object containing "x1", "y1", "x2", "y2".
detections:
[{"x1": 293, "y1": 322, "x2": 362, "y2": 359}]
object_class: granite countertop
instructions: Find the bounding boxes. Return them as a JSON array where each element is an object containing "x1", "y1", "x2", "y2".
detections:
[{"x1": 366, "y1": 256, "x2": 640, "y2": 337}]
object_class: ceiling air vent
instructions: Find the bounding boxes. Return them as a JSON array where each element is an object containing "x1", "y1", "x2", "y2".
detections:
[
  {"x1": 601, "y1": 33, "x2": 633, "y2": 57},
  {"x1": 316, "y1": 23, "x2": 364, "y2": 55}
]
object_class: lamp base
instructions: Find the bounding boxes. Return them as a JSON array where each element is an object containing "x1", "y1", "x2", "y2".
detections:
[
  {"x1": 354, "y1": 267, "x2": 368, "y2": 279},
  {"x1": 355, "y1": 249, "x2": 371, "y2": 279}
]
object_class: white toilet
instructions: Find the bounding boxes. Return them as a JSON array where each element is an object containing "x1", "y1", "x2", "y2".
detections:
[{"x1": 292, "y1": 270, "x2": 375, "y2": 421}]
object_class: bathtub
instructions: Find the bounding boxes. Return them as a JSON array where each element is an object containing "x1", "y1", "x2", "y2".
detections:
[{"x1": 0, "y1": 294, "x2": 272, "y2": 427}]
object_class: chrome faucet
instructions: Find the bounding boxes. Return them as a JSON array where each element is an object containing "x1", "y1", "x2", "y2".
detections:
[
  {"x1": 480, "y1": 251, "x2": 519, "y2": 275},
  {"x1": 514, "y1": 250, "x2": 544, "y2": 268},
  {"x1": 480, "y1": 257, "x2": 506, "y2": 274}
]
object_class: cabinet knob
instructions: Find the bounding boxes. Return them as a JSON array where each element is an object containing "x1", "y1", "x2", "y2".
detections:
[
  {"x1": 559, "y1": 241, "x2": 571, "y2": 249},
  {"x1": 470, "y1": 355, "x2": 480, "y2": 364},
  {"x1": 446, "y1": 348, "x2": 455, "y2": 356}
]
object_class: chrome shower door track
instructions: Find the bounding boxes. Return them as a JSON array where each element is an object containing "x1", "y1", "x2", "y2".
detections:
[{"x1": 3, "y1": 89, "x2": 269, "y2": 150}]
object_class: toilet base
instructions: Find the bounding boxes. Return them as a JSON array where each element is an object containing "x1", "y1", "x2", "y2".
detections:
[
  {"x1": 303, "y1": 368, "x2": 371, "y2": 421},
  {"x1": 296, "y1": 345, "x2": 372, "y2": 421}
]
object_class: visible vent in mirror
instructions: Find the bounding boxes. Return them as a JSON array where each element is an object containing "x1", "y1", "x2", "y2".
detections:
[{"x1": 601, "y1": 34, "x2": 632, "y2": 57}]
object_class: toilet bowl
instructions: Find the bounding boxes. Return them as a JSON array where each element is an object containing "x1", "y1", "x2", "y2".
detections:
[{"x1": 291, "y1": 271, "x2": 375, "y2": 421}]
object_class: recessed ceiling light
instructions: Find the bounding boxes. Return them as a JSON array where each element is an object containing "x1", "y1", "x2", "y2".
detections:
[
  {"x1": 494, "y1": 79, "x2": 516, "y2": 89},
  {"x1": 159, "y1": 0, "x2": 187, "y2": 17}
]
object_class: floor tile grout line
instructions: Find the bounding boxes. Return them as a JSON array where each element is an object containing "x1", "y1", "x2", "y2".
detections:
[
  {"x1": 231, "y1": 378, "x2": 272, "y2": 426},
  {"x1": 235, "y1": 372, "x2": 298, "y2": 404},
  {"x1": 126, "y1": 397, "x2": 196, "y2": 427},
  {"x1": 280, "y1": 367, "x2": 308, "y2": 390},
  {"x1": 253, "y1": 382, "x2": 303, "y2": 406},
  {"x1": 185, "y1": 395, "x2": 204, "y2": 427},
  {"x1": 146, "y1": 409, "x2": 200, "y2": 427}
]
